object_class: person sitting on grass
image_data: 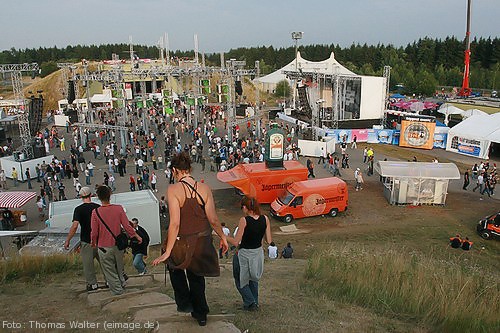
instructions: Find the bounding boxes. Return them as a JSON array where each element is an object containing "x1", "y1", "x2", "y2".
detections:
[
  {"x1": 461, "y1": 237, "x2": 473, "y2": 251},
  {"x1": 449, "y1": 234, "x2": 462, "y2": 249},
  {"x1": 281, "y1": 242, "x2": 293, "y2": 258}
]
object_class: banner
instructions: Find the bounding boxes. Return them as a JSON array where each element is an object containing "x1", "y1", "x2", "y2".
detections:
[
  {"x1": 392, "y1": 130, "x2": 400, "y2": 145},
  {"x1": 324, "y1": 129, "x2": 352, "y2": 143},
  {"x1": 163, "y1": 106, "x2": 174, "y2": 115},
  {"x1": 367, "y1": 129, "x2": 394, "y2": 144},
  {"x1": 200, "y1": 79, "x2": 211, "y2": 95},
  {"x1": 399, "y1": 120, "x2": 435, "y2": 150},
  {"x1": 351, "y1": 129, "x2": 369, "y2": 143},
  {"x1": 448, "y1": 136, "x2": 482, "y2": 157},
  {"x1": 162, "y1": 89, "x2": 171, "y2": 98},
  {"x1": 433, "y1": 133, "x2": 447, "y2": 149},
  {"x1": 111, "y1": 89, "x2": 124, "y2": 108}
]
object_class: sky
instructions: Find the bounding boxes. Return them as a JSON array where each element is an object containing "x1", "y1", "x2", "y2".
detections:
[{"x1": 1, "y1": 0, "x2": 498, "y2": 54}]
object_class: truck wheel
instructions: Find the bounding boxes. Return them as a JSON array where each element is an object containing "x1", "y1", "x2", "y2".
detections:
[
  {"x1": 284, "y1": 215, "x2": 293, "y2": 223},
  {"x1": 481, "y1": 231, "x2": 491, "y2": 240},
  {"x1": 329, "y1": 208, "x2": 338, "y2": 217}
]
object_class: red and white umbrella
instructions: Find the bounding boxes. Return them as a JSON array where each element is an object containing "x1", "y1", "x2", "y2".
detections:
[{"x1": 0, "y1": 191, "x2": 37, "y2": 208}]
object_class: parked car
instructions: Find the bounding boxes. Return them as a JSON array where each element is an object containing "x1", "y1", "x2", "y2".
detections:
[{"x1": 477, "y1": 211, "x2": 500, "y2": 239}]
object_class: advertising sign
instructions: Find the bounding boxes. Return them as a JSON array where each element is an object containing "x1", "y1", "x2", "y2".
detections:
[
  {"x1": 351, "y1": 129, "x2": 369, "y2": 142},
  {"x1": 449, "y1": 136, "x2": 482, "y2": 157},
  {"x1": 399, "y1": 120, "x2": 436, "y2": 150},
  {"x1": 433, "y1": 133, "x2": 447, "y2": 149},
  {"x1": 265, "y1": 126, "x2": 285, "y2": 168},
  {"x1": 367, "y1": 129, "x2": 394, "y2": 144},
  {"x1": 269, "y1": 133, "x2": 284, "y2": 159}
]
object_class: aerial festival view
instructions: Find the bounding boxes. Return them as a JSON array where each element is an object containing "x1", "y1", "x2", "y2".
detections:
[{"x1": 0, "y1": 0, "x2": 498, "y2": 332}]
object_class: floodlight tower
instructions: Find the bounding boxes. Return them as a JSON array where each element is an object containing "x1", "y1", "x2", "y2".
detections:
[
  {"x1": 291, "y1": 31, "x2": 303, "y2": 109},
  {"x1": 458, "y1": 0, "x2": 472, "y2": 97}
]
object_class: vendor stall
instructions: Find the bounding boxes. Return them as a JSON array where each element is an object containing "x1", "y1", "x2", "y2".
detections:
[
  {"x1": 0, "y1": 191, "x2": 36, "y2": 228},
  {"x1": 375, "y1": 161, "x2": 460, "y2": 205}
]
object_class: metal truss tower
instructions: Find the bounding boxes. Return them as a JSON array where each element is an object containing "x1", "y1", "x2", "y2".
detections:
[
  {"x1": 0, "y1": 63, "x2": 39, "y2": 159},
  {"x1": 382, "y1": 65, "x2": 391, "y2": 125},
  {"x1": 57, "y1": 62, "x2": 79, "y2": 99}
]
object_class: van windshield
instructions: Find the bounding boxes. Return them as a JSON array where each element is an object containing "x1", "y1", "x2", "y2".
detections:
[{"x1": 278, "y1": 190, "x2": 294, "y2": 206}]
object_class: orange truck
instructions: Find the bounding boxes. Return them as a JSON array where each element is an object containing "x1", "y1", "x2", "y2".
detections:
[
  {"x1": 270, "y1": 177, "x2": 348, "y2": 223},
  {"x1": 217, "y1": 161, "x2": 308, "y2": 204}
]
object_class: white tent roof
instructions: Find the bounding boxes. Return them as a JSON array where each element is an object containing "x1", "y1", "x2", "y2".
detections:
[
  {"x1": 438, "y1": 103, "x2": 464, "y2": 115},
  {"x1": 448, "y1": 113, "x2": 500, "y2": 142},
  {"x1": 90, "y1": 94, "x2": 111, "y2": 103},
  {"x1": 462, "y1": 109, "x2": 488, "y2": 119},
  {"x1": 255, "y1": 51, "x2": 356, "y2": 84},
  {"x1": 375, "y1": 161, "x2": 460, "y2": 179}
]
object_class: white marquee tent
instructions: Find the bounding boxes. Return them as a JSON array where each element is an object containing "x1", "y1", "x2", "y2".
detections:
[
  {"x1": 255, "y1": 51, "x2": 386, "y2": 122},
  {"x1": 255, "y1": 51, "x2": 355, "y2": 93},
  {"x1": 437, "y1": 103, "x2": 464, "y2": 126},
  {"x1": 446, "y1": 113, "x2": 500, "y2": 159}
]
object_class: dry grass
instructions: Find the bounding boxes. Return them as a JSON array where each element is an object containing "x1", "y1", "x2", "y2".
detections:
[
  {"x1": 448, "y1": 102, "x2": 500, "y2": 115},
  {"x1": 0, "y1": 254, "x2": 80, "y2": 284},
  {"x1": 305, "y1": 243, "x2": 500, "y2": 333}
]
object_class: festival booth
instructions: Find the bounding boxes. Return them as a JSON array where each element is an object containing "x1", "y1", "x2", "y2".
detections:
[
  {"x1": 375, "y1": 161, "x2": 460, "y2": 205},
  {"x1": 46, "y1": 190, "x2": 161, "y2": 246},
  {"x1": 446, "y1": 113, "x2": 500, "y2": 159},
  {"x1": 0, "y1": 191, "x2": 37, "y2": 257}
]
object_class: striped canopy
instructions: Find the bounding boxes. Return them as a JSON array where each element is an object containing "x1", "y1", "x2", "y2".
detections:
[{"x1": 0, "y1": 191, "x2": 37, "y2": 208}]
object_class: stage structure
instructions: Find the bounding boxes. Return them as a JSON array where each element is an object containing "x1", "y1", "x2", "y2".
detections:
[
  {"x1": 71, "y1": 35, "x2": 260, "y2": 142},
  {"x1": 257, "y1": 52, "x2": 386, "y2": 137},
  {"x1": 0, "y1": 63, "x2": 40, "y2": 160}
]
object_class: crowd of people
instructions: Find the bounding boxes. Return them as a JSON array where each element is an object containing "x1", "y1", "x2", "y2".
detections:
[{"x1": 464, "y1": 161, "x2": 498, "y2": 199}]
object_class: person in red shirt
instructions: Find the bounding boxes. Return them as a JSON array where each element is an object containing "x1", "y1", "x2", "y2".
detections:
[
  {"x1": 129, "y1": 174, "x2": 136, "y2": 191},
  {"x1": 91, "y1": 185, "x2": 142, "y2": 295}
]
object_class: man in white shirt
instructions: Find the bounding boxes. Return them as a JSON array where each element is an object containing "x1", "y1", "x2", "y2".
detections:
[
  {"x1": 87, "y1": 162, "x2": 94, "y2": 177},
  {"x1": 137, "y1": 158, "x2": 144, "y2": 174}
]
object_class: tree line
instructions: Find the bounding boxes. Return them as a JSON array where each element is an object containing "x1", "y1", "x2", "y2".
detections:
[{"x1": 1, "y1": 36, "x2": 498, "y2": 96}]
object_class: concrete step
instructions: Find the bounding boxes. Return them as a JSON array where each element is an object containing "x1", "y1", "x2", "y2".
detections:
[
  {"x1": 85, "y1": 287, "x2": 159, "y2": 307},
  {"x1": 103, "y1": 291, "x2": 174, "y2": 314},
  {"x1": 155, "y1": 320, "x2": 241, "y2": 333}
]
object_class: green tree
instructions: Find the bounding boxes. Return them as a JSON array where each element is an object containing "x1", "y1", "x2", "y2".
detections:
[
  {"x1": 414, "y1": 70, "x2": 438, "y2": 96},
  {"x1": 274, "y1": 80, "x2": 291, "y2": 98},
  {"x1": 40, "y1": 61, "x2": 58, "y2": 78}
]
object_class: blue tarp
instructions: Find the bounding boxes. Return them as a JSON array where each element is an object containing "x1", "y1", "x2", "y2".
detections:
[{"x1": 390, "y1": 93, "x2": 406, "y2": 99}]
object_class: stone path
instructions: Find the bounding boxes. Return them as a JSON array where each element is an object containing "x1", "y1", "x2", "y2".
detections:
[{"x1": 77, "y1": 271, "x2": 240, "y2": 332}]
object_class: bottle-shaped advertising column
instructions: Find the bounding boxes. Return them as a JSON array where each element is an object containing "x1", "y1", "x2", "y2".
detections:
[{"x1": 265, "y1": 124, "x2": 285, "y2": 169}]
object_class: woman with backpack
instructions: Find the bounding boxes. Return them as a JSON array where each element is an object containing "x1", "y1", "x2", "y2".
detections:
[{"x1": 152, "y1": 152, "x2": 228, "y2": 326}]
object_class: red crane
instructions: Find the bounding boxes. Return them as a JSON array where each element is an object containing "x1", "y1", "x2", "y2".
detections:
[{"x1": 458, "y1": 0, "x2": 472, "y2": 97}]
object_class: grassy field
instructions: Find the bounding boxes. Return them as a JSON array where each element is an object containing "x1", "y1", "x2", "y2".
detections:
[
  {"x1": 449, "y1": 102, "x2": 500, "y2": 114},
  {"x1": 305, "y1": 243, "x2": 499, "y2": 333}
]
